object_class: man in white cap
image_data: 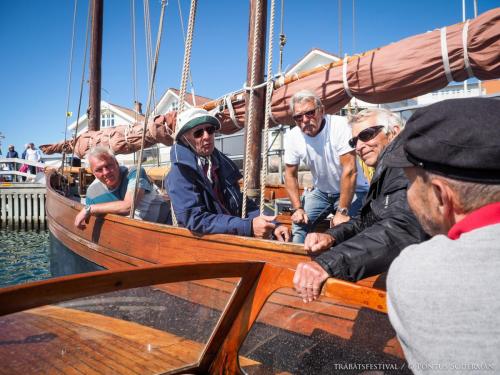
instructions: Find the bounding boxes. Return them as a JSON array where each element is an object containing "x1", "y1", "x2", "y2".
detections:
[{"x1": 166, "y1": 108, "x2": 290, "y2": 240}]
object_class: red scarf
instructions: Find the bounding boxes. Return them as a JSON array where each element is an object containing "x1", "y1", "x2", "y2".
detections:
[{"x1": 448, "y1": 201, "x2": 500, "y2": 240}]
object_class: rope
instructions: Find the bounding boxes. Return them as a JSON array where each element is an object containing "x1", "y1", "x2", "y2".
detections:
[
  {"x1": 130, "y1": 0, "x2": 167, "y2": 219},
  {"x1": 176, "y1": 0, "x2": 197, "y2": 115},
  {"x1": 130, "y1": 0, "x2": 139, "y2": 123},
  {"x1": 242, "y1": 0, "x2": 263, "y2": 219},
  {"x1": 342, "y1": 54, "x2": 353, "y2": 98},
  {"x1": 171, "y1": 0, "x2": 197, "y2": 227},
  {"x1": 278, "y1": 0, "x2": 286, "y2": 75},
  {"x1": 259, "y1": 0, "x2": 277, "y2": 214},
  {"x1": 462, "y1": 19, "x2": 474, "y2": 78},
  {"x1": 61, "y1": 0, "x2": 78, "y2": 172},
  {"x1": 70, "y1": 0, "x2": 92, "y2": 164},
  {"x1": 177, "y1": 0, "x2": 197, "y2": 106},
  {"x1": 440, "y1": 27, "x2": 454, "y2": 83},
  {"x1": 225, "y1": 95, "x2": 241, "y2": 129}
]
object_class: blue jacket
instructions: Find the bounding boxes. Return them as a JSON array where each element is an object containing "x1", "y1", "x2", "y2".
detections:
[{"x1": 166, "y1": 142, "x2": 260, "y2": 236}]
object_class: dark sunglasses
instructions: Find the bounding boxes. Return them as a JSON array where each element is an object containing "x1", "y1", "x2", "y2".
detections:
[
  {"x1": 348, "y1": 125, "x2": 385, "y2": 148},
  {"x1": 193, "y1": 125, "x2": 216, "y2": 139},
  {"x1": 292, "y1": 108, "x2": 318, "y2": 122}
]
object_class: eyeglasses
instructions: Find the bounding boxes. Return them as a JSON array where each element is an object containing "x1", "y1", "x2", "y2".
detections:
[
  {"x1": 348, "y1": 125, "x2": 385, "y2": 148},
  {"x1": 292, "y1": 108, "x2": 318, "y2": 123},
  {"x1": 193, "y1": 125, "x2": 216, "y2": 139}
]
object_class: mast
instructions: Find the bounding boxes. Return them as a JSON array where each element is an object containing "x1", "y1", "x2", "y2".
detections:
[
  {"x1": 88, "y1": 0, "x2": 103, "y2": 131},
  {"x1": 243, "y1": 0, "x2": 267, "y2": 200}
]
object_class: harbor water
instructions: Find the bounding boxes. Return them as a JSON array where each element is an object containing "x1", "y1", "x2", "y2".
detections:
[{"x1": 0, "y1": 228, "x2": 51, "y2": 288}]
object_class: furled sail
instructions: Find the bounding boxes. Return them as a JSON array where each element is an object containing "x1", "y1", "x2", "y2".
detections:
[
  {"x1": 41, "y1": 114, "x2": 175, "y2": 157},
  {"x1": 41, "y1": 8, "x2": 500, "y2": 157}
]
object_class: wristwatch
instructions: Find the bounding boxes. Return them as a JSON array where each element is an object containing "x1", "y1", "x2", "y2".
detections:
[
  {"x1": 290, "y1": 206, "x2": 303, "y2": 214},
  {"x1": 336, "y1": 207, "x2": 349, "y2": 216},
  {"x1": 84, "y1": 204, "x2": 92, "y2": 218}
]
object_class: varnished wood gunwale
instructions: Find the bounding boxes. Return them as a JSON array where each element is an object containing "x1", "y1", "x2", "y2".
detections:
[{"x1": 45, "y1": 171, "x2": 402, "y2": 369}]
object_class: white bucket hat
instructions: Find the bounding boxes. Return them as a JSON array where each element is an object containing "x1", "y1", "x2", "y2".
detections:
[{"x1": 175, "y1": 108, "x2": 221, "y2": 141}]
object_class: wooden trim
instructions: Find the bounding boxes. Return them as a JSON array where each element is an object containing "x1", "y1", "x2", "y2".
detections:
[{"x1": 0, "y1": 262, "x2": 263, "y2": 317}]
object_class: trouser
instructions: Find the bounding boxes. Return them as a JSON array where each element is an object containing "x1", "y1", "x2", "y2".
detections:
[{"x1": 292, "y1": 188, "x2": 366, "y2": 243}]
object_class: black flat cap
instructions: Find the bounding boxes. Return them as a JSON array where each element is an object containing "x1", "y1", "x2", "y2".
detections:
[{"x1": 385, "y1": 97, "x2": 500, "y2": 183}]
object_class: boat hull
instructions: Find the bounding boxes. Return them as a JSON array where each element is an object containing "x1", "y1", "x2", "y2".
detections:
[{"x1": 46, "y1": 171, "x2": 408, "y2": 372}]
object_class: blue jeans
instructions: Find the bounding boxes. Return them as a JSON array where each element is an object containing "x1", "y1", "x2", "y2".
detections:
[{"x1": 292, "y1": 188, "x2": 366, "y2": 243}]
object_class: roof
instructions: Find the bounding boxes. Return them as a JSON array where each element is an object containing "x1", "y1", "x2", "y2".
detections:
[
  {"x1": 160, "y1": 88, "x2": 213, "y2": 106},
  {"x1": 286, "y1": 48, "x2": 341, "y2": 75},
  {"x1": 108, "y1": 102, "x2": 145, "y2": 122}
]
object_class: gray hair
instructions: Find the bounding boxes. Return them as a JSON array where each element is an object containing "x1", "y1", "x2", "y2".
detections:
[
  {"x1": 87, "y1": 146, "x2": 116, "y2": 161},
  {"x1": 289, "y1": 90, "x2": 322, "y2": 113},
  {"x1": 348, "y1": 108, "x2": 403, "y2": 134},
  {"x1": 423, "y1": 170, "x2": 500, "y2": 213}
]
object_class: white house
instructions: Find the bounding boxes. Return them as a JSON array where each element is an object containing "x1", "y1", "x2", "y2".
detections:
[{"x1": 67, "y1": 100, "x2": 145, "y2": 165}]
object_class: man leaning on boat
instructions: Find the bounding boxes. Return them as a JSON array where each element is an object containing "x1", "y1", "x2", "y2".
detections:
[
  {"x1": 293, "y1": 108, "x2": 428, "y2": 302},
  {"x1": 166, "y1": 108, "x2": 290, "y2": 240},
  {"x1": 74, "y1": 147, "x2": 170, "y2": 229},
  {"x1": 284, "y1": 90, "x2": 369, "y2": 243}
]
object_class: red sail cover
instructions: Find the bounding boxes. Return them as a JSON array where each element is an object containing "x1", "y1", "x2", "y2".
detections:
[{"x1": 41, "y1": 8, "x2": 500, "y2": 157}]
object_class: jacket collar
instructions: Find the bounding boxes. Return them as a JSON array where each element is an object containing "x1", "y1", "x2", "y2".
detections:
[{"x1": 171, "y1": 142, "x2": 241, "y2": 183}]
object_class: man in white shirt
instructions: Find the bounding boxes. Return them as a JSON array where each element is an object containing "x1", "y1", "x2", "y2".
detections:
[{"x1": 284, "y1": 90, "x2": 368, "y2": 243}]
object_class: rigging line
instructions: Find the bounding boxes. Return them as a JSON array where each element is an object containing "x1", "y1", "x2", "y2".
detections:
[
  {"x1": 130, "y1": 0, "x2": 168, "y2": 219},
  {"x1": 177, "y1": 0, "x2": 197, "y2": 106},
  {"x1": 241, "y1": 0, "x2": 263, "y2": 218},
  {"x1": 143, "y1": 0, "x2": 153, "y2": 110},
  {"x1": 61, "y1": 0, "x2": 79, "y2": 172},
  {"x1": 176, "y1": 0, "x2": 197, "y2": 115},
  {"x1": 352, "y1": 0, "x2": 355, "y2": 53},
  {"x1": 260, "y1": 0, "x2": 277, "y2": 215},
  {"x1": 70, "y1": 0, "x2": 92, "y2": 166},
  {"x1": 130, "y1": 0, "x2": 138, "y2": 123},
  {"x1": 338, "y1": 0, "x2": 342, "y2": 56},
  {"x1": 278, "y1": 0, "x2": 286, "y2": 75}
]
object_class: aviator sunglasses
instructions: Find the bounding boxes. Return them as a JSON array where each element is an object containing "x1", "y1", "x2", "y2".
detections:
[
  {"x1": 193, "y1": 125, "x2": 216, "y2": 139},
  {"x1": 292, "y1": 107, "x2": 318, "y2": 122},
  {"x1": 348, "y1": 125, "x2": 385, "y2": 148}
]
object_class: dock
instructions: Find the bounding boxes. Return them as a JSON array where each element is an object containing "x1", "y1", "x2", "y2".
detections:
[{"x1": 0, "y1": 158, "x2": 48, "y2": 229}]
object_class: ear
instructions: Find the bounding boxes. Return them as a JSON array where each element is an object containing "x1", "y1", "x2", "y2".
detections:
[
  {"x1": 387, "y1": 125, "x2": 401, "y2": 142},
  {"x1": 430, "y1": 178, "x2": 456, "y2": 219}
]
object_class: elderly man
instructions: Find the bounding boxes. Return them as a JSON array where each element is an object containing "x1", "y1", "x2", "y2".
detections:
[
  {"x1": 285, "y1": 90, "x2": 368, "y2": 243},
  {"x1": 74, "y1": 147, "x2": 169, "y2": 229},
  {"x1": 167, "y1": 108, "x2": 289, "y2": 240},
  {"x1": 385, "y1": 98, "x2": 500, "y2": 373},
  {"x1": 293, "y1": 108, "x2": 427, "y2": 302}
]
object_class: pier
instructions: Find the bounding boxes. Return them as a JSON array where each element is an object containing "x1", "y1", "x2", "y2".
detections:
[{"x1": 0, "y1": 158, "x2": 47, "y2": 229}]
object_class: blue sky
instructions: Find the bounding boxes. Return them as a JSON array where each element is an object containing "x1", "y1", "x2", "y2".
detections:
[{"x1": 0, "y1": 0, "x2": 497, "y2": 154}]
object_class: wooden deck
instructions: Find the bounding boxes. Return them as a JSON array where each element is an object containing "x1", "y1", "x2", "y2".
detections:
[{"x1": 0, "y1": 305, "x2": 262, "y2": 375}]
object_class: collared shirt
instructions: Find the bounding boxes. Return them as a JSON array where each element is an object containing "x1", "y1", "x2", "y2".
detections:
[{"x1": 448, "y1": 201, "x2": 500, "y2": 240}]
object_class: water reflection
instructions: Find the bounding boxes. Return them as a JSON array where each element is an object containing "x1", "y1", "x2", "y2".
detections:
[{"x1": 0, "y1": 228, "x2": 50, "y2": 288}]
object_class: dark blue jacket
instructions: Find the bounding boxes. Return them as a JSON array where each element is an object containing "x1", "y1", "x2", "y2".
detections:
[{"x1": 166, "y1": 142, "x2": 260, "y2": 236}]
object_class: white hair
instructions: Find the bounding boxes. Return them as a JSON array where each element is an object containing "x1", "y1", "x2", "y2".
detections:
[
  {"x1": 348, "y1": 108, "x2": 403, "y2": 134},
  {"x1": 87, "y1": 146, "x2": 116, "y2": 161},
  {"x1": 289, "y1": 90, "x2": 322, "y2": 113}
]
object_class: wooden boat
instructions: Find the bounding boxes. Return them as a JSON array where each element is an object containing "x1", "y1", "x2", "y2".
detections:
[
  {"x1": 37, "y1": 169, "x2": 406, "y2": 374},
  {"x1": 5, "y1": 2, "x2": 497, "y2": 373}
]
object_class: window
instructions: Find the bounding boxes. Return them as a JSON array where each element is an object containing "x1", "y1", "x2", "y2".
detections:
[{"x1": 100, "y1": 111, "x2": 115, "y2": 128}]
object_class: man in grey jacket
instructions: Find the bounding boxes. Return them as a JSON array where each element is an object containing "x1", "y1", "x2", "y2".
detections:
[{"x1": 385, "y1": 98, "x2": 500, "y2": 374}]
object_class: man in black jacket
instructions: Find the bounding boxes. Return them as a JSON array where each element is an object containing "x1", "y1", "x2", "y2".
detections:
[{"x1": 293, "y1": 108, "x2": 428, "y2": 303}]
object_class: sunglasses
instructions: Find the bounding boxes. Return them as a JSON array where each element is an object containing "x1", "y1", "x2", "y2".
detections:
[
  {"x1": 193, "y1": 125, "x2": 216, "y2": 139},
  {"x1": 292, "y1": 108, "x2": 318, "y2": 122},
  {"x1": 348, "y1": 125, "x2": 385, "y2": 148}
]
